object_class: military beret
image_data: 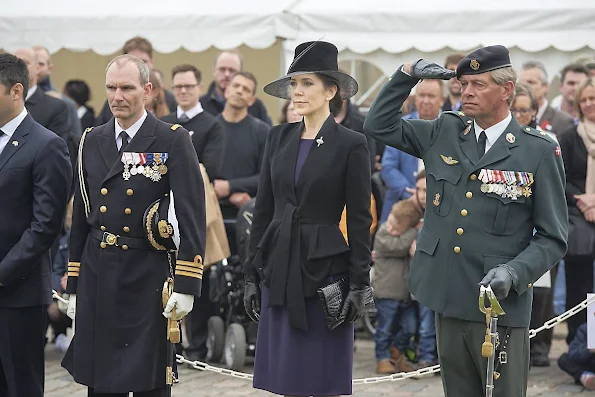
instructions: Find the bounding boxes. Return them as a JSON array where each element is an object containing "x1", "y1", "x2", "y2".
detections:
[{"x1": 456, "y1": 45, "x2": 512, "y2": 78}]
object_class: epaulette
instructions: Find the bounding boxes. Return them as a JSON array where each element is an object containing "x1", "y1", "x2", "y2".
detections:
[
  {"x1": 523, "y1": 126, "x2": 554, "y2": 143},
  {"x1": 171, "y1": 124, "x2": 181, "y2": 131}
]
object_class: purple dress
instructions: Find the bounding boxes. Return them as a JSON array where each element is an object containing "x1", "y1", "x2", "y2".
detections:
[{"x1": 252, "y1": 139, "x2": 354, "y2": 396}]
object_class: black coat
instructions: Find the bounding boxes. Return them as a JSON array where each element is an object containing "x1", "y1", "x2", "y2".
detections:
[
  {"x1": 161, "y1": 111, "x2": 225, "y2": 180},
  {"x1": 246, "y1": 115, "x2": 372, "y2": 330},
  {"x1": 62, "y1": 113, "x2": 206, "y2": 392},
  {"x1": 559, "y1": 125, "x2": 587, "y2": 208},
  {"x1": 340, "y1": 102, "x2": 377, "y2": 171},
  {"x1": 0, "y1": 114, "x2": 72, "y2": 307},
  {"x1": 26, "y1": 88, "x2": 78, "y2": 167}
]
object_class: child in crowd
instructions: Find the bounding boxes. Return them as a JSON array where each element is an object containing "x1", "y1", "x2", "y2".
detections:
[
  {"x1": 372, "y1": 199, "x2": 422, "y2": 374},
  {"x1": 558, "y1": 323, "x2": 595, "y2": 390}
]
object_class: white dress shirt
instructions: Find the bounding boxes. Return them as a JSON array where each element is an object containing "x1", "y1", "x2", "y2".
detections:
[
  {"x1": 115, "y1": 110, "x2": 148, "y2": 151},
  {"x1": 25, "y1": 85, "x2": 37, "y2": 102},
  {"x1": 177, "y1": 102, "x2": 203, "y2": 120},
  {"x1": 473, "y1": 112, "x2": 513, "y2": 154},
  {"x1": 0, "y1": 108, "x2": 28, "y2": 154}
]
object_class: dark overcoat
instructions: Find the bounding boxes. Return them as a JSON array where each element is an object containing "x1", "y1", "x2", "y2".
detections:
[
  {"x1": 62, "y1": 112, "x2": 206, "y2": 393},
  {"x1": 245, "y1": 115, "x2": 372, "y2": 331}
]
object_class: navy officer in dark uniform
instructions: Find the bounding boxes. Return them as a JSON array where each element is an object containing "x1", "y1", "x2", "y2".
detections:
[
  {"x1": 62, "y1": 54, "x2": 206, "y2": 397},
  {"x1": 364, "y1": 46, "x2": 568, "y2": 396},
  {"x1": 0, "y1": 53, "x2": 72, "y2": 397}
]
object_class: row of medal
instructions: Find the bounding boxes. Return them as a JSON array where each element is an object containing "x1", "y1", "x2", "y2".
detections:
[
  {"x1": 478, "y1": 169, "x2": 533, "y2": 200},
  {"x1": 121, "y1": 152, "x2": 169, "y2": 182}
]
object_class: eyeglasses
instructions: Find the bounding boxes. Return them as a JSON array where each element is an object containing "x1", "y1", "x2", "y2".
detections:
[
  {"x1": 511, "y1": 108, "x2": 532, "y2": 115},
  {"x1": 172, "y1": 84, "x2": 198, "y2": 91}
]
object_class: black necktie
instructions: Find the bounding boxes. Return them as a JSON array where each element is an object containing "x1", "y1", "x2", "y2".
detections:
[
  {"x1": 179, "y1": 113, "x2": 190, "y2": 123},
  {"x1": 477, "y1": 131, "x2": 487, "y2": 158},
  {"x1": 118, "y1": 131, "x2": 130, "y2": 156}
]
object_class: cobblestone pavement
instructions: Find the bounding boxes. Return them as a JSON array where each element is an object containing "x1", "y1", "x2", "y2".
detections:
[{"x1": 45, "y1": 324, "x2": 587, "y2": 396}]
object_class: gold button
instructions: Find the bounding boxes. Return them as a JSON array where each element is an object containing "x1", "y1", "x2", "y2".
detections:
[
  {"x1": 123, "y1": 226, "x2": 130, "y2": 233},
  {"x1": 101, "y1": 188, "x2": 108, "y2": 195},
  {"x1": 470, "y1": 174, "x2": 477, "y2": 181},
  {"x1": 528, "y1": 283, "x2": 533, "y2": 288},
  {"x1": 466, "y1": 192, "x2": 473, "y2": 199},
  {"x1": 121, "y1": 245, "x2": 129, "y2": 251},
  {"x1": 100, "y1": 205, "x2": 107, "y2": 213},
  {"x1": 126, "y1": 189, "x2": 134, "y2": 196},
  {"x1": 461, "y1": 209, "x2": 468, "y2": 216},
  {"x1": 100, "y1": 225, "x2": 106, "y2": 231},
  {"x1": 100, "y1": 242, "x2": 107, "y2": 249},
  {"x1": 457, "y1": 228, "x2": 464, "y2": 235},
  {"x1": 125, "y1": 208, "x2": 132, "y2": 215},
  {"x1": 454, "y1": 246, "x2": 461, "y2": 254}
]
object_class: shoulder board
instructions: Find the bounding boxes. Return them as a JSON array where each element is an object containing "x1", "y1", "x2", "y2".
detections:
[
  {"x1": 523, "y1": 126, "x2": 554, "y2": 143},
  {"x1": 84, "y1": 127, "x2": 94, "y2": 133},
  {"x1": 171, "y1": 124, "x2": 181, "y2": 131},
  {"x1": 442, "y1": 110, "x2": 472, "y2": 126}
]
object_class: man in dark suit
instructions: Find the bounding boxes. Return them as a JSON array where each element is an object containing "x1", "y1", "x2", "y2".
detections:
[
  {"x1": 520, "y1": 61, "x2": 575, "y2": 135},
  {"x1": 62, "y1": 54, "x2": 206, "y2": 396},
  {"x1": 14, "y1": 47, "x2": 78, "y2": 167},
  {"x1": 161, "y1": 64, "x2": 225, "y2": 181},
  {"x1": 0, "y1": 53, "x2": 73, "y2": 397},
  {"x1": 94, "y1": 37, "x2": 177, "y2": 126},
  {"x1": 364, "y1": 46, "x2": 568, "y2": 396}
]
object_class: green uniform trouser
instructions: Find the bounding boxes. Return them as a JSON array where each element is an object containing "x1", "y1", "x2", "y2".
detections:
[{"x1": 436, "y1": 313, "x2": 529, "y2": 397}]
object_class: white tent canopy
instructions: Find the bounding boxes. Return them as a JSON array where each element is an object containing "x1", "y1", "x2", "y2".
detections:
[{"x1": 2, "y1": 0, "x2": 595, "y2": 82}]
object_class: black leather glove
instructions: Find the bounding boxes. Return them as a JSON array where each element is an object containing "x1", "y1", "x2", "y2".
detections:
[
  {"x1": 410, "y1": 59, "x2": 457, "y2": 80},
  {"x1": 479, "y1": 265, "x2": 519, "y2": 301},
  {"x1": 243, "y1": 277, "x2": 261, "y2": 323},
  {"x1": 340, "y1": 288, "x2": 367, "y2": 323}
]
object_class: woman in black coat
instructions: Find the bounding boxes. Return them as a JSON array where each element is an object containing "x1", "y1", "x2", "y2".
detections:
[
  {"x1": 558, "y1": 77, "x2": 595, "y2": 344},
  {"x1": 243, "y1": 41, "x2": 372, "y2": 396}
]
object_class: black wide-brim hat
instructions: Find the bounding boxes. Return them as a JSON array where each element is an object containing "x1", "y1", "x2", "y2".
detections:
[
  {"x1": 263, "y1": 41, "x2": 358, "y2": 100},
  {"x1": 143, "y1": 194, "x2": 177, "y2": 252}
]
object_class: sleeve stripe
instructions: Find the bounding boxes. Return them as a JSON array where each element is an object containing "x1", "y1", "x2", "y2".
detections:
[
  {"x1": 176, "y1": 265, "x2": 203, "y2": 275},
  {"x1": 175, "y1": 270, "x2": 203, "y2": 279}
]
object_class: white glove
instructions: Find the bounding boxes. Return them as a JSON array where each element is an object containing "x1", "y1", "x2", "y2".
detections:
[
  {"x1": 67, "y1": 294, "x2": 77, "y2": 320},
  {"x1": 163, "y1": 292, "x2": 194, "y2": 320}
]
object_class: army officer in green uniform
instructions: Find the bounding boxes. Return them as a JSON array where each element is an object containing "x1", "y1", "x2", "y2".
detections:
[{"x1": 363, "y1": 46, "x2": 568, "y2": 396}]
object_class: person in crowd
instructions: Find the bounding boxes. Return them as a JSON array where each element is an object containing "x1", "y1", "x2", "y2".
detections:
[
  {"x1": 0, "y1": 53, "x2": 72, "y2": 397},
  {"x1": 146, "y1": 70, "x2": 171, "y2": 118},
  {"x1": 372, "y1": 199, "x2": 421, "y2": 374},
  {"x1": 61, "y1": 54, "x2": 206, "y2": 397},
  {"x1": 161, "y1": 64, "x2": 225, "y2": 181},
  {"x1": 558, "y1": 323, "x2": 595, "y2": 390},
  {"x1": 512, "y1": 82, "x2": 557, "y2": 366},
  {"x1": 558, "y1": 77, "x2": 595, "y2": 345},
  {"x1": 14, "y1": 47, "x2": 78, "y2": 168},
  {"x1": 556, "y1": 63, "x2": 589, "y2": 121},
  {"x1": 214, "y1": 72, "x2": 268, "y2": 256},
  {"x1": 64, "y1": 79, "x2": 96, "y2": 131},
  {"x1": 280, "y1": 99, "x2": 302, "y2": 124},
  {"x1": 520, "y1": 60, "x2": 575, "y2": 136},
  {"x1": 200, "y1": 50, "x2": 271, "y2": 125},
  {"x1": 364, "y1": 45, "x2": 567, "y2": 396},
  {"x1": 243, "y1": 41, "x2": 372, "y2": 397},
  {"x1": 442, "y1": 53, "x2": 464, "y2": 112}
]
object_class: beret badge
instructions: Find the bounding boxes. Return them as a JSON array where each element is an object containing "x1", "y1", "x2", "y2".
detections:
[{"x1": 470, "y1": 59, "x2": 480, "y2": 71}]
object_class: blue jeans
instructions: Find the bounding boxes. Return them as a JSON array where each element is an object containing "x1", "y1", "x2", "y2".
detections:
[
  {"x1": 417, "y1": 303, "x2": 437, "y2": 362},
  {"x1": 374, "y1": 299, "x2": 417, "y2": 361}
]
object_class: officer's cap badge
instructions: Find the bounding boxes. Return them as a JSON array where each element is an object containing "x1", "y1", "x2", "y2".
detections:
[{"x1": 470, "y1": 59, "x2": 480, "y2": 71}]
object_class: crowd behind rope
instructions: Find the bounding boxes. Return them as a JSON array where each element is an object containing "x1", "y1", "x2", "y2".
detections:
[{"x1": 13, "y1": 36, "x2": 595, "y2": 389}]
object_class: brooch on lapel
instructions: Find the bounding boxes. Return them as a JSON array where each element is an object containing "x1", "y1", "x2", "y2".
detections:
[
  {"x1": 440, "y1": 155, "x2": 459, "y2": 165},
  {"x1": 506, "y1": 133, "x2": 515, "y2": 143},
  {"x1": 316, "y1": 137, "x2": 324, "y2": 147},
  {"x1": 11, "y1": 141, "x2": 18, "y2": 146}
]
